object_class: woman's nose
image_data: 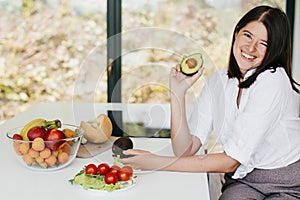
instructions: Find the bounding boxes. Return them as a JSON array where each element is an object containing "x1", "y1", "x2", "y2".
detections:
[{"x1": 248, "y1": 40, "x2": 257, "y2": 52}]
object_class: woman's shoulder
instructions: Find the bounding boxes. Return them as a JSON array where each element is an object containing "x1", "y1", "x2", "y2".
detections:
[
  {"x1": 208, "y1": 67, "x2": 228, "y2": 82},
  {"x1": 252, "y1": 67, "x2": 295, "y2": 98},
  {"x1": 204, "y1": 67, "x2": 229, "y2": 89},
  {"x1": 256, "y1": 67, "x2": 290, "y2": 88}
]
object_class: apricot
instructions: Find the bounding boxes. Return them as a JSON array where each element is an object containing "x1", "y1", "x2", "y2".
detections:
[
  {"x1": 58, "y1": 151, "x2": 69, "y2": 164},
  {"x1": 13, "y1": 142, "x2": 22, "y2": 156},
  {"x1": 23, "y1": 154, "x2": 34, "y2": 166},
  {"x1": 45, "y1": 155, "x2": 57, "y2": 167},
  {"x1": 58, "y1": 142, "x2": 71, "y2": 154},
  {"x1": 28, "y1": 148, "x2": 39, "y2": 158},
  {"x1": 35, "y1": 156, "x2": 44, "y2": 164},
  {"x1": 40, "y1": 148, "x2": 51, "y2": 159},
  {"x1": 32, "y1": 138, "x2": 45, "y2": 151},
  {"x1": 19, "y1": 143, "x2": 30, "y2": 155},
  {"x1": 38, "y1": 161, "x2": 47, "y2": 168},
  {"x1": 52, "y1": 150, "x2": 59, "y2": 157},
  {"x1": 63, "y1": 129, "x2": 76, "y2": 138}
]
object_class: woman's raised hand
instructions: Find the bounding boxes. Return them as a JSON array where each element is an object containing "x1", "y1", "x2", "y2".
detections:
[{"x1": 169, "y1": 64, "x2": 204, "y2": 97}]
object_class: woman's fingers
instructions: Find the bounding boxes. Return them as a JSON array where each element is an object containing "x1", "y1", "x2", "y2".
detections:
[
  {"x1": 123, "y1": 149, "x2": 150, "y2": 156},
  {"x1": 175, "y1": 64, "x2": 181, "y2": 72}
]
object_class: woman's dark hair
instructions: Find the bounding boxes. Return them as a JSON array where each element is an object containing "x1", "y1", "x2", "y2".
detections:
[{"x1": 227, "y1": 5, "x2": 299, "y2": 93}]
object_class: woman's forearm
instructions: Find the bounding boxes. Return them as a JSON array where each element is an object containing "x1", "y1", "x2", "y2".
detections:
[
  {"x1": 170, "y1": 93, "x2": 201, "y2": 156},
  {"x1": 155, "y1": 152, "x2": 240, "y2": 173},
  {"x1": 122, "y1": 148, "x2": 240, "y2": 173}
]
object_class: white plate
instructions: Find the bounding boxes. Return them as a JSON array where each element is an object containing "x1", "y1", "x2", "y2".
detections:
[{"x1": 88, "y1": 176, "x2": 137, "y2": 193}]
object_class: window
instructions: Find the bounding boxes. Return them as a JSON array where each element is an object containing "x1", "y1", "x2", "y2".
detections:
[{"x1": 0, "y1": 0, "x2": 290, "y2": 128}]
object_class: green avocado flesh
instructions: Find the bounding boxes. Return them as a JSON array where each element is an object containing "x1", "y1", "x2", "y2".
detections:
[{"x1": 180, "y1": 53, "x2": 203, "y2": 76}]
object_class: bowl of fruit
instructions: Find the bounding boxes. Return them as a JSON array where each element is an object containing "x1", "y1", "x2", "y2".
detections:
[{"x1": 6, "y1": 118, "x2": 84, "y2": 171}]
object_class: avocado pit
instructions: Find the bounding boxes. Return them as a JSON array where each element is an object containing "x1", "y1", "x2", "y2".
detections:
[{"x1": 186, "y1": 58, "x2": 197, "y2": 69}]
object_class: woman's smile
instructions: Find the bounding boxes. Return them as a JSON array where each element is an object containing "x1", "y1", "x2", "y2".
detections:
[{"x1": 241, "y1": 51, "x2": 255, "y2": 60}]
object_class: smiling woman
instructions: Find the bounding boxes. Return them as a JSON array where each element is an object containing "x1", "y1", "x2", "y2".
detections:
[{"x1": 120, "y1": 5, "x2": 300, "y2": 200}]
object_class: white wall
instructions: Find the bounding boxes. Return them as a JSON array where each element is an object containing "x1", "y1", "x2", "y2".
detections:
[{"x1": 292, "y1": 0, "x2": 300, "y2": 83}]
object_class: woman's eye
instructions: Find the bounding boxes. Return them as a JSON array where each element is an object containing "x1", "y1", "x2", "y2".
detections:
[
  {"x1": 260, "y1": 42, "x2": 268, "y2": 47},
  {"x1": 243, "y1": 33, "x2": 252, "y2": 39}
]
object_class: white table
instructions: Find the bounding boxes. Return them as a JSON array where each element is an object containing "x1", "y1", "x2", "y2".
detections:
[{"x1": 0, "y1": 102, "x2": 210, "y2": 200}]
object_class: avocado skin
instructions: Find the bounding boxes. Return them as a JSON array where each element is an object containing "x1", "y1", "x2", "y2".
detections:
[
  {"x1": 112, "y1": 137, "x2": 134, "y2": 158},
  {"x1": 181, "y1": 70, "x2": 199, "y2": 76}
]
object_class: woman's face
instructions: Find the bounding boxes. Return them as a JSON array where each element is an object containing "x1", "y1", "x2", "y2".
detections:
[{"x1": 233, "y1": 21, "x2": 268, "y2": 77}]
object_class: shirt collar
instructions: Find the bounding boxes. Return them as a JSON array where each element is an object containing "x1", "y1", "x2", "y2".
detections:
[{"x1": 244, "y1": 68, "x2": 257, "y2": 80}]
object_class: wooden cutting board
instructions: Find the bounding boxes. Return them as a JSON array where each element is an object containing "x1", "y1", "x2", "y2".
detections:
[{"x1": 76, "y1": 136, "x2": 118, "y2": 158}]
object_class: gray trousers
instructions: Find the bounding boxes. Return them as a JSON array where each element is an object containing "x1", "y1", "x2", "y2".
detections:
[{"x1": 219, "y1": 159, "x2": 300, "y2": 200}]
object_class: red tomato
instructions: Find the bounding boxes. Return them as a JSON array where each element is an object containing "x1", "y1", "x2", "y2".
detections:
[
  {"x1": 118, "y1": 166, "x2": 133, "y2": 181},
  {"x1": 110, "y1": 165, "x2": 121, "y2": 174},
  {"x1": 122, "y1": 166, "x2": 133, "y2": 176},
  {"x1": 85, "y1": 164, "x2": 97, "y2": 175},
  {"x1": 97, "y1": 163, "x2": 110, "y2": 175},
  {"x1": 104, "y1": 172, "x2": 118, "y2": 184}
]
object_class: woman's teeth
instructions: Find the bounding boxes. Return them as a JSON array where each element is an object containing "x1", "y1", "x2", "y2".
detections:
[{"x1": 242, "y1": 52, "x2": 255, "y2": 59}]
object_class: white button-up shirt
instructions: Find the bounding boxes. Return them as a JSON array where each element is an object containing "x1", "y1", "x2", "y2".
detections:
[{"x1": 188, "y1": 67, "x2": 300, "y2": 179}]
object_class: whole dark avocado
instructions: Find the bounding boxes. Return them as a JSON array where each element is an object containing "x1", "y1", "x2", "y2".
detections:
[{"x1": 112, "y1": 137, "x2": 134, "y2": 158}]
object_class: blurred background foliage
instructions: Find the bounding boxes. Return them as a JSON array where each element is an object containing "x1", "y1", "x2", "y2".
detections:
[{"x1": 0, "y1": 0, "x2": 285, "y2": 123}]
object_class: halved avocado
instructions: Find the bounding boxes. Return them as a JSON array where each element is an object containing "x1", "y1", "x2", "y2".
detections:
[{"x1": 180, "y1": 53, "x2": 203, "y2": 76}]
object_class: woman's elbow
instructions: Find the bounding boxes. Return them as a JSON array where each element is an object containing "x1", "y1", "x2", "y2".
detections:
[{"x1": 224, "y1": 161, "x2": 240, "y2": 173}]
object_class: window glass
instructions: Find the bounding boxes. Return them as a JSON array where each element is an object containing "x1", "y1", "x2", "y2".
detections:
[
  {"x1": 0, "y1": 0, "x2": 107, "y2": 123},
  {"x1": 0, "y1": 0, "x2": 287, "y2": 124},
  {"x1": 120, "y1": 0, "x2": 286, "y2": 104}
]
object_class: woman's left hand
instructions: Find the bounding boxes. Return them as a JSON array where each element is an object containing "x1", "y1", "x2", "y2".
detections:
[{"x1": 120, "y1": 149, "x2": 159, "y2": 171}]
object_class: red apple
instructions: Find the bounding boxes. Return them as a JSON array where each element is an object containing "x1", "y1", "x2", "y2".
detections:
[
  {"x1": 44, "y1": 128, "x2": 66, "y2": 150},
  {"x1": 27, "y1": 126, "x2": 46, "y2": 141}
]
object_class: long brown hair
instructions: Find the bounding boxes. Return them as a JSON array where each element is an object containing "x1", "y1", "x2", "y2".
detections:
[{"x1": 227, "y1": 5, "x2": 299, "y2": 93}]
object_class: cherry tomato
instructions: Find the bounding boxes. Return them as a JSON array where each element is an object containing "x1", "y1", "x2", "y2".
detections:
[
  {"x1": 104, "y1": 172, "x2": 118, "y2": 184},
  {"x1": 118, "y1": 166, "x2": 133, "y2": 181},
  {"x1": 110, "y1": 165, "x2": 121, "y2": 174},
  {"x1": 122, "y1": 166, "x2": 133, "y2": 176},
  {"x1": 85, "y1": 164, "x2": 97, "y2": 175},
  {"x1": 97, "y1": 163, "x2": 110, "y2": 175}
]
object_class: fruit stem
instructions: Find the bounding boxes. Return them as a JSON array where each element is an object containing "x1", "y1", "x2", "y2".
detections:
[{"x1": 45, "y1": 119, "x2": 62, "y2": 130}]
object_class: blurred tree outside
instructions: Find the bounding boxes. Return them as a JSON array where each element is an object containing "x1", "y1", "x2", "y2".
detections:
[{"x1": 0, "y1": 0, "x2": 285, "y2": 124}]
